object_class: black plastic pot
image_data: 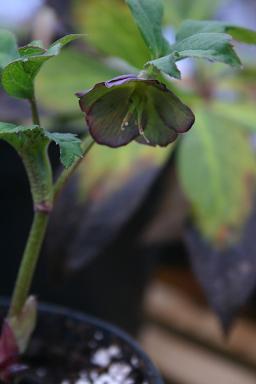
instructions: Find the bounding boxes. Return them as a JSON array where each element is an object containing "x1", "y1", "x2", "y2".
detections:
[{"x1": 0, "y1": 301, "x2": 163, "y2": 384}]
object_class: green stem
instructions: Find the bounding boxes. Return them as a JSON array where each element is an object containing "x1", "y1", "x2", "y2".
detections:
[
  {"x1": 29, "y1": 96, "x2": 41, "y2": 127},
  {"x1": 8, "y1": 136, "x2": 94, "y2": 318},
  {"x1": 53, "y1": 135, "x2": 94, "y2": 201},
  {"x1": 8, "y1": 96, "x2": 51, "y2": 318},
  {"x1": 8, "y1": 212, "x2": 49, "y2": 317},
  {"x1": 22, "y1": 142, "x2": 53, "y2": 212}
]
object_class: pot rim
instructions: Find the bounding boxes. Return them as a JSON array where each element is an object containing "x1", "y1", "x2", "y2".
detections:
[{"x1": 0, "y1": 298, "x2": 163, "y2": 384}]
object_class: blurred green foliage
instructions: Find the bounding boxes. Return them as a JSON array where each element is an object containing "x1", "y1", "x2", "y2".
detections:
[
  {"x1": 36, "y1": 49, "x2": 119, "y2": 113},
  {"x1": 78, "y1": 141, "x2": 171, "y2": 201},
  {"x1": 73, "y1": 0, "x2": 150, "y2": 67},
  {"x1": 178, "y1": 108, "x2": 255, "y2": 241},
  {"x1": 163, "y1": 0, "x2": 226, "y2": 26}
]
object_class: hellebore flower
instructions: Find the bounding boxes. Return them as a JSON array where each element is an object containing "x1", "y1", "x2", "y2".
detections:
[{"x1": 77, "y1": 74, "x2": 195, "y2": 148}]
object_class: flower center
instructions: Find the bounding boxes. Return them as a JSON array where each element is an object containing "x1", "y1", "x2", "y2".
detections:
[{"x1": 121, "y1": 93, "x2": 150, "y2": 144}]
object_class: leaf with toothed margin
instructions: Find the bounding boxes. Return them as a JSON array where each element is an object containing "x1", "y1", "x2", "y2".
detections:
[
  {"x1": 0, "y1": 122, "x2": 82, "y2": 168},
  {"x1": 170, "y1": 32, "x2": 241, "y2": 68},
  {"x1": 176, "y1": 19, "x2": 256, "y2": 44},
  {"x1": 0, "y1": 122, "x2": 42, "y2": 150},
  {"x1": 145, "y1": 53, "x2": 181, "y2": 79},
  {"x1": 45, "y1": 132, "x2": 83, "y2": 168},
  {"x1": 144, "y1": 29, "x2": 242, "y2": 79},
  {"x1": 1, "y1": 34, "x2": 83, "y2": 99},
  {"x1": 77, "y1": 75, "x2": 194, "y2": 148}
]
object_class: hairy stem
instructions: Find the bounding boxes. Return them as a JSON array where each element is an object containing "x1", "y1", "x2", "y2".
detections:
[
  {"x1": 8, "y1": 212, "x2": 49, "y2": 317},
  {"x1": 8, "y1": 96, "x2": 51, "y2": 318},
  {"x1": 22, "y1": 143, "x2": 53, "y2": 212}
]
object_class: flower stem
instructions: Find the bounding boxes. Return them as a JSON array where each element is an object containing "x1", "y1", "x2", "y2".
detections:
[
  {"x1": 29, "y1": 95, "x2": 41, "y2": 127},
  {"x1": 8, "y1": 211, "x2": 49, "y2": 318}
]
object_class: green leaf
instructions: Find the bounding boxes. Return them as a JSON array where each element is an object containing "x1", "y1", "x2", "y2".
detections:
[
  {"x1": 0, "y1": 122, "x2": 41, "y2": 148},
  {"x1": 0, "y1": 122, "x2": 82, "y2": 168},
  {"x1": 171, "y1": 32, "x2": 241, "y2": 68},
  {"x1": 178, "y1": 109, "x2": 256, "y2": 241},
  {"x1": 126, "y1": 0, "x2": 169, "y2": 58},
  {"x1": 176, "y1": 20, "x2": 256, "y2": 44},
  {"x1": 2, "y1": 56, "x2": 53, "y2": 99},
  {"x1": 0, "y1": 123, "x2": 53, "y2": 206},
  {"x1": 1, "y1": 34, "x2": 82, "y2": 99},
  {"x1": 19, "y1": 45, "x2": 46, "y2": 57},
  {"x1": 73, "y1": 0, "x2": 150, "y2": 68},
  {"x1": 0, "y1": 122, "x2": 38, "y2": 135},
  {"x1": 47, "y1": 34, "x2": 83, "y2": 55},
  {"x1": 0, "y1": 29, "x2": 19, "y2": 74},
  {"x1": 27, "y1": 40, "x2": 45, "y2": 49},
  {"x1": 45, "y1": 132, "x2": 82, "y2": 168},
  {"x1": 229, "y1": 26, "x2": 256, "y2": 44},
  {"x1": 145, "y1": 54, "x2": 181, "y2": 79}
]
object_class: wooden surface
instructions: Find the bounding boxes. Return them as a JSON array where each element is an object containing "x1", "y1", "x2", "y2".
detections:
[{"x1": 139, "y1": 279, "x2": 256, "y2": 384}]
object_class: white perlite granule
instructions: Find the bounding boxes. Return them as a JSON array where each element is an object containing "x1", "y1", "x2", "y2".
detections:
[
  {"x1": 91, "y1": 346, "x2": 121, "y2": 367},
  {"x1": 61, "y1": 356, "x2": 143, "y2": 384},
  {"x1": 61, "y1": 344, "x2": 149, "y2": 384}
]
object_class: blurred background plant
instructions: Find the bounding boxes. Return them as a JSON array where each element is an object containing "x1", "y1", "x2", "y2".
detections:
[{"x1": 1, "y1": 1, "x2": 256, "y2": 383}]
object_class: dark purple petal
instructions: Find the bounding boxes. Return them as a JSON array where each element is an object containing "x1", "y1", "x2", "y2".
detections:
[
  {"x1": 147, "y1": 81, "x2": 195, "y2": 134},
  {"x1": 135, "y1": 96, "x2": 178, "y2": 147},
  {"x1": 86, "y1": 86, "x2": 139, "y2": 147},
  {"x1": 134, "y1": 80, "x2": 194, "y2": 146}
]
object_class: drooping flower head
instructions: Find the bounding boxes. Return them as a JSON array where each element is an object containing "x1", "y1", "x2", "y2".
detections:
[{"x1": 77, "y1": 74, "x2": 195, "y2": 148}]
